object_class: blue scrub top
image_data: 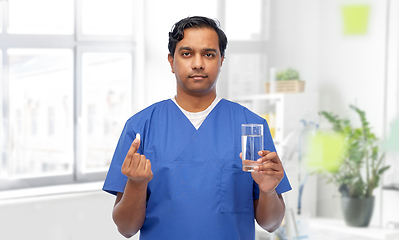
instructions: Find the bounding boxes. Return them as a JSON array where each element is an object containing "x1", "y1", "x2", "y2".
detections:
[{"x1": 103, "y1": 99, "x2": 292, "y2": 240}]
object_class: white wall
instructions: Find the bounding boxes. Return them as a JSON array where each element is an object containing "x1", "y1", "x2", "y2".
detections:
[
  {"x1": 272, "y1": 0, "x2": 321, "y2": 95},
  {"x1": 0, "y1": 191, "x2": 137, "y2": 240},
  {"x1": 319, "y1": 0, "x2": 387, "y2": 131},
  {"x1": 270, "y1": 0, "x2": 321, "y2": 219},
  {"x1": 318, "y1": 0, "x2": 390, "y2": 226},
  {"x1": 272, "y1": 0, "x2": 399, "y2": 227}
]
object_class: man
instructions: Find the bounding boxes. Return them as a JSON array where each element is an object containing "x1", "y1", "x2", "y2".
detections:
[{"x1": 103, "y1": 16, "x2": 291, "y2": 240}]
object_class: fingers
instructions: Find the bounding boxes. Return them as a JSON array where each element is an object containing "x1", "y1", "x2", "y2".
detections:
[
  {"x1": 136, "y1": 154, "x2": 148, "y2": 171},
  {"x1": 122, "y1": 133, "x2": 141, "y2": 167},
  {"x1": 121, "y1": 133, "x2": 152, "y2": 182},
  {"x1": 124, "y1": 138, "x2": 140, "y2": 162},
  {"x1": 257, "y1": 151, "x2": 280, "y2": 164},
  {"x1": 145, "y1": 159, "x2": 153, "y2": 179},
  {"x1": 254, "y1": 163, "x2": 281, "y2": 173},
  {"x1": 240, "y1": 150, "x2": 271, "y2": 160},
  {"x1": 254, "y1": 151, "x2": 283, "y2": 173},
  {"x1": 258, "y1": 150, "x2": 271, "y2": 157},
  {"x1": 131, "y1": 138, "x2": 141, "y2": 154},
  {"x1": 122, "y1": 153, "x2": 152, "y2": 182},
  {"x1": 123, "y1": 153, "x2": 147, "y2": 172}
]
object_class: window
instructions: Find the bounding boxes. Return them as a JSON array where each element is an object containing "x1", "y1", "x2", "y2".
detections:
[
  {"x1": 80, "y1": 52, "x2": 132, "y2": 173},
  {"x1": 218, "y1": 0, "x2": 271, "y2": 99},
  {"x1": 8, "y1": 0, "x2": 74, "y2": 34},
  {"x1": 0, "y1": 0, "x2": 271, "y2": 191},
  {"x1": 81, "y1": 0, "x2": 133, "y2": 36},
  {"x1": 0, "y1": 0, "x2": 135, "y2": 190},
  {"x1": 8, "y1": 49, "x2": 74, "y2": 178},
  {"x1": 225, "y1": 0, "x2": 267, "y2": 41}
]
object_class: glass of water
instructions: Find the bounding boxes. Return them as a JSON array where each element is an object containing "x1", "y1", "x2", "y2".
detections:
[{"x1": 241, "y1": 124, "x2": 264, "y2": 172}]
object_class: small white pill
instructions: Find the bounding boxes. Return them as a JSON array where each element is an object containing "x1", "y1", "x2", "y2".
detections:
[{"x1": 135, "y1": 133, "x2": 141, "y2": 141}]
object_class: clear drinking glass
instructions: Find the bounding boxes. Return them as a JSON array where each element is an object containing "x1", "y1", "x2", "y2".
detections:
[{"x1": 242, "y1": 124, "x2": 264, "y2": 172}]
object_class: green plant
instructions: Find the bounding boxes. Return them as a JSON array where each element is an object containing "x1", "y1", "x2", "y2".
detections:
[
  {"x1": 276, "y1": 68, "x2": 300, "y2": 81},
  {"x1": 318, "y1": 105, "x2": 390, "y2": 198}
]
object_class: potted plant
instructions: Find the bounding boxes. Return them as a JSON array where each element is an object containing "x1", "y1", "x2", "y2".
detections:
[
  {"x1": 265, "y1": 68, "x2": 305, "y2": 93},
  {"x1": 276, "y1": 68, "x2": 301, "y2": 81},
  {"x1": 316, "y1": 105, "x2": 390, "y2": 227}
]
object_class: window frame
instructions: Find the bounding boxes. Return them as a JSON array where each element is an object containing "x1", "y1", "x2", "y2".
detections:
[
  {"x1": 76, "y1": 0, "x2": 135, "y2": 42},
  {"x1": 75, "y1": 44, "x2": 135, "y2": 183},
  {"x1": 0, "y1": 0, "x2": 136, "y2": 191},
  {"x1": 217, "y1": 0, "x2": 272, "y2": 99}
]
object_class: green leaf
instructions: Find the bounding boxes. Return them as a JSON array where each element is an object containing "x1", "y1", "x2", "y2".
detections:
[
  {"x1": 315, "y1": 105, "x2": 391, "y2": 198},
  {"x1": 378, "y1": 166, "x2": 390, "y2": 175},
  {"x1": 276, "y1": 68, "x2": 300, "y2": 80}
]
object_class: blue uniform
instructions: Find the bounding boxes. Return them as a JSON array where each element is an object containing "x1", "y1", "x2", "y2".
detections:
[{"x1": 103, "y1": 99, "x2": 292, "y2": 240}]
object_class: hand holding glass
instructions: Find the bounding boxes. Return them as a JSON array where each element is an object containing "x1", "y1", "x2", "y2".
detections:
[{"x1": 241, "y1": 124, "x2": 264, "y2": 172}]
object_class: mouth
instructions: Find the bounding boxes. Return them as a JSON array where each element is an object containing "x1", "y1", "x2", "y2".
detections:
[{"x1": 189, "y1": 75, "x2": 207, "y2": 81}]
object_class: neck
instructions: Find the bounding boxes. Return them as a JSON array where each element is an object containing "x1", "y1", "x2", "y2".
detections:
[{"x1": 175, "y1": 90, "x2": 217, "y2": 113}]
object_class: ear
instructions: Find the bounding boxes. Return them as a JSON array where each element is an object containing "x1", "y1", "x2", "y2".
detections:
[
  {"x1": 168, "y1": 54, "x2": 175, "y2": 73},
  {"x1": 220, "y1": 56, "x2": 225, "y2": 67}
]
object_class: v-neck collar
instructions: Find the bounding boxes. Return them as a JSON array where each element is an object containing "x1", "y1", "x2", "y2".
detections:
[{"x1": 170, "y1": 97, "x2": 223, "y2": 131}]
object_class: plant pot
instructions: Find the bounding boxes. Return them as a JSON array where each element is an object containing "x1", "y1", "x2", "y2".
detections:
[
  {"x1": 341, "y1": 196, "x2": 374, "y2": 227},
  {"x1": 265, "y1": 80, "x2": 305, "y2": 93}
]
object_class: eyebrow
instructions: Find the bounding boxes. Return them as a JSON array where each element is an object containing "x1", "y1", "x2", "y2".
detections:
[
  {"x1": 203, "y1": 48, "x2": 218, "y2": 53},
  {"x1": 178, "y1": 46, "x2": 219, "y2": 53}
]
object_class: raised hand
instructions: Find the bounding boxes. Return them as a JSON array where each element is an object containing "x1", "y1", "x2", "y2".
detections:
[
  {"x1": 251, "y1": 151, "x2": 284, "y2": 194},
  {"x1": 121, "y1": 134, "x2": 153, "y2": 184}
]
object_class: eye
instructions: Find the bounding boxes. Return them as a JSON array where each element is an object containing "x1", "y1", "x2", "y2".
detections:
[
  {"x1": 182, "y1": 52, "x2": 191, "y2": 57},
  {"x1": 205, "y1": 53, "x2": 215, "y2": 58}
]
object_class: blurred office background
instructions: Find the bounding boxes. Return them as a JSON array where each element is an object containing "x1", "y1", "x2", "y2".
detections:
[{"x1": 0, "y1": 0, "x2": 398, "y2": 239}]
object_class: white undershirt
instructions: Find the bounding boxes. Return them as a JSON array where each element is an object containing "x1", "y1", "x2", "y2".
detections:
[{"x1": 172, "y1": 96, "x2": 222, "y2": 130}]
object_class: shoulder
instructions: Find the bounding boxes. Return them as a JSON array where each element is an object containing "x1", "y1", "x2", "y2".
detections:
[
  {"x1": 136, "y1": 99, "x2": 171, "y2": 115},
  {"x1": 121, "y1": 99, "x2": 172, "y2": 135},
  {"x1": 218, "y1": 98, "x2": 249, "y2": 113},
  {"x1": 126, "y1": 99, "x2": 171, "y2": 123}
]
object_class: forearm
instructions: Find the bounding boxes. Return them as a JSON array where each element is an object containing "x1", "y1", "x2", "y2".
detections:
[
  {"x1": 255, "y1": 190, "x2": 285, "y2": 233},
  {"x1": 112, "y1": 179, "x2": 148, "y2": 238}
]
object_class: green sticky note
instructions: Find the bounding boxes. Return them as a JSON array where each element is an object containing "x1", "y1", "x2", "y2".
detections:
[
  {"x1": 306, "y1": 132, "x2": 345, "y2": 173},
  {"x1": 341, "y1": 5, "x2": 370, "y2": 35},
  {"x1": 384, "y1": 118, "x2": 399, "y2": 152}
]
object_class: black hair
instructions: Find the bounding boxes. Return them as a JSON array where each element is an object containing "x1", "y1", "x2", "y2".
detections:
[{"x1": 168, "y1": 16, "x2": 228, "y2": 58}]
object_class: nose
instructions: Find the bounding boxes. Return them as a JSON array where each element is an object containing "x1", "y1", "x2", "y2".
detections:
[{"x1": 191, "y1": 55, "x2": 204, "y2": 70}]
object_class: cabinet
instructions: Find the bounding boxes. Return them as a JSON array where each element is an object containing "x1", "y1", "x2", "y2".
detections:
[{"x1": 231, "y1": 93, "x2": 319, "y2": 152}]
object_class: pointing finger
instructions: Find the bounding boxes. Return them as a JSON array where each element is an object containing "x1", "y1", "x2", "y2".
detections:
[
  {"x1": 129, "y1": 133, "x2": 141, "y2": 154},
  {"x1": 122, "y1": 133, "x2": 141, "y2": 168}
]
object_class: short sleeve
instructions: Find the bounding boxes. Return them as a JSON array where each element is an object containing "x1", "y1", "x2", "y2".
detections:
[{"x1": 102, "y1": 119, "x2": 136, "y2": 195}]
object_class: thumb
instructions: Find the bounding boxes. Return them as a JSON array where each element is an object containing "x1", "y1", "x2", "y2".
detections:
[{"x1": 131, "y1": 133, "x2": 141, "y2": 153}]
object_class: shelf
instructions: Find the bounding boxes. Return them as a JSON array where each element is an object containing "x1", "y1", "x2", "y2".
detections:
[
  {"x1": 256, "y1": 217, "x2": 399, "y2": 240},
  {"x1": 231, "y1": 93, "x2": 319, "y2": 147},
  {"x1": 309, "y1": 218, "x2": 399, "y2": 240},
  {"x1": 383, "y1": 184, "x2": 399, "y2": 191}
]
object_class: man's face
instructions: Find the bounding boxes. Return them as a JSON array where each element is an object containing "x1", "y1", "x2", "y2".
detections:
[{"x1": 168, "y1": 27, "x2": 224, "y2": 96}]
